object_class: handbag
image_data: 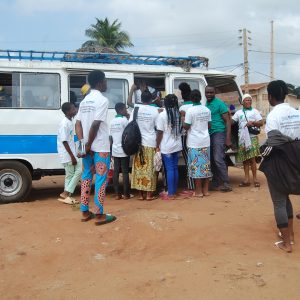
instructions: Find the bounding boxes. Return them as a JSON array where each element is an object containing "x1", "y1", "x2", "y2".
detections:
[
  {"x1": 243, "y1": 110, "x2": 261, "y2": 135},
  {"x1": 153, "y1": 151, "x2": 162, "y2": 171}
]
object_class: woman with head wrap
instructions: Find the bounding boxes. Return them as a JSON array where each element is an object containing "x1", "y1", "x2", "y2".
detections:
[{"x1": 232, "y1": 94, "x2": 263, "y2": 187}]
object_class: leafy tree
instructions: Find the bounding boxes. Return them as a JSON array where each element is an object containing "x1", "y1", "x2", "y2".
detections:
[
  {"x1": 293, "y1": 86, "x2": 300, "y2": 98},
  {"x1": 78, "y1": 18, "x2": 133, "y2": 53}
]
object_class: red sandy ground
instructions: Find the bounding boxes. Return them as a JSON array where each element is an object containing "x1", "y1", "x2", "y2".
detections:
[{"x1": 0, "y1": 167, "x2": 300, "y2": 300}]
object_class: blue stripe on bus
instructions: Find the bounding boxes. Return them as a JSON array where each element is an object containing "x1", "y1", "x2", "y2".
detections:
[{"x1": 0, "y1": 135, "x2": 58, "y2": 154}]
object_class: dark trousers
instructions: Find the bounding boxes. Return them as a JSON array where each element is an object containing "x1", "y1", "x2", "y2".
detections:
[
  {"x1": 181, "y1": 135, "x2": 195, "y2": 190},
  {"x1": 113, "y1": 156, "x2": 130, "y2": 197},
  {"x1": 267, "y1": 180, "x2": 293, "y2": 228},
  {"x1": 210, "y1": 132, "x2": 229, "y2": 187}
]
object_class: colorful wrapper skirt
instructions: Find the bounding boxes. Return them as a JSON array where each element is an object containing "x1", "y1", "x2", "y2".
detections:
[
  {"x1": 188, "y1": 147, "x2": 212, "y2": 179},
  {"x1": 237, "y1": 136, "x2": 260, "y2": 162},
  {"x1": 131, "y1": 146, "x2": 157, "y2": 192}
]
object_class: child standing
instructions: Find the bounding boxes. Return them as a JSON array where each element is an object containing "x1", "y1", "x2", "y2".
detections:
[
  {"x1": 57, "y1": 102, "x2": 82, "y2": 204},
  {"x1": 109, "y1": 102, "x2": 131, "y2": 199},
  {"x1": 183, "y1": 89, "x2": 212, "y2": 197}
]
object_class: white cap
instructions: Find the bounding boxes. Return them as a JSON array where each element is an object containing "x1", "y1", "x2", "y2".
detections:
[{"x1": 242, "y1": 93, "x2": 252, "y2": 103}]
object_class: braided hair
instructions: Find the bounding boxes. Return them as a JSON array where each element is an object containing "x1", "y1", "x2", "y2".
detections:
[
  {"x1": 164, "y1": 94, "x2": 181, "y2": 137},
  {"x1": 267, "y1": 80, "x2": 288, "y2": 103}
]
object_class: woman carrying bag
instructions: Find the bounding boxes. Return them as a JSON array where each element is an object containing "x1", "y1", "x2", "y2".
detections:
[{"x1": 232, "y1": 94, "x2": 263, "y2": 187}]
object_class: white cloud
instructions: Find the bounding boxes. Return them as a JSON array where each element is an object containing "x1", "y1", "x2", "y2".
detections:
[
  {"x1": 14, "y1": 0, "x2": 88, "y2": 14},
  {"x1": 6, "y1": 0, "x2": 300, "y2": 85},
  {"x1": 277, "y1": 58, "x2": 300, "y2": 86}
]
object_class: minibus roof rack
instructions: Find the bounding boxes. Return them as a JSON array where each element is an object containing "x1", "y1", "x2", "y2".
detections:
[{"x1": 0, "y1": 49, "x2": 209, "y2": 70}]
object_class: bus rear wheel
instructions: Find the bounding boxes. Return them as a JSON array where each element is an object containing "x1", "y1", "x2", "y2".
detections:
[{"x1": 0, "y1": 161, "x2": 32, "y2": 204}]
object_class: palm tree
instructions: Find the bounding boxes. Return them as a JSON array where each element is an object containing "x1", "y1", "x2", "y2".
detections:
[{"x1": 77, "y1": 18, "x2": 133, "y2": 53}]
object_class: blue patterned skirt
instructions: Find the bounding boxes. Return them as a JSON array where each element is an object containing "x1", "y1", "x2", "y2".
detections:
[{"x1": 188, "y1": 147, "x2": 212, "y2": 179}]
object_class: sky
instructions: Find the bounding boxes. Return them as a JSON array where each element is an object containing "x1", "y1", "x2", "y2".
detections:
[{"x1": 1, "y1": 0, "x2": 300, "y2": 87}]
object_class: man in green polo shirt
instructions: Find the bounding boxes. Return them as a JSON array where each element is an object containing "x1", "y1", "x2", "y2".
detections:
[{"x1": 205, "y1": 86, "x2": 232, "y2": 192}]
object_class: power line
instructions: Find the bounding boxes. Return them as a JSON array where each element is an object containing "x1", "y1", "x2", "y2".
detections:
[
  {"x1": 250, "y1": 49, "x2": 300, "y2": 56},
  {"x1": 228, "y1": 63, "x2": 244, "y2": 72},
  {"x1": 210, "y1": 63, "x2": 243, "y2": 69}
]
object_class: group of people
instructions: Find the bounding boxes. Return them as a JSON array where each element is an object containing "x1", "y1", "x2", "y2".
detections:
[
  {"x1": 56, "y1": 70, "x2": 235, "y2": 220},
  {"x1": 56, "y1": 70, "x2": 300, "y2": 253}
]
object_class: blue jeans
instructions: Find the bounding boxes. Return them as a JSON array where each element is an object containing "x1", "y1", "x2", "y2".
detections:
[
  {"x1": 162, "y1": 152, "x2": 179, "y2": 196},
  {"x1": 210, "y1": 132, "x2": 229, "y2": 187}
]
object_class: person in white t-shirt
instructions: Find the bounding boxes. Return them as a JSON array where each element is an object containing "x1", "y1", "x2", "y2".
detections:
[
  {"x1": 178, "y1": 82, "x2": 195, "y2": 193},
  {"x1": 262, "y1": 80, "x2": 300, "y2": 253},
  {"x1": 183, "y1": 89, "x2": 212, "y2": 197},
  {"x1": 156, "y1": 94, "x2": 182, "y2": 200},
  {"x1": 57, "y1": 102, "x2": 82, "y2": 204},
  {"x1": 232, "y1": 94, "x2": 263, "y2": 188},
  {"x1": 75, "y1": 70, "x2": 116, "y2": 225},
  {"x1": 109, "y1": 102, "x2": 131, "y2": 200},
  {"x1": 129, "y1": 90, "x2": 159, "y2": 200}
]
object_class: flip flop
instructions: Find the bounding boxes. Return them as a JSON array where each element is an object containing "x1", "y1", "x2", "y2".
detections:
[
  {"x1": 180, "y1": 190, "x2": 194, "y2": 195},
  {"x1": 122, "y1": 194, "x2": 134, "y2": 199},
  {"x1": 81, "y1": 211, "x2": 95, "y2": 222},
  {"x1": 59, "y1": 193, "x2": 68, "y2": 199},
  {"x1": 274, "y1": 240, "x2": 292, "y2": 252},
  {"x1": 277, "y1": 232, "x2": 294, "y2": 245},
  {"x1": 192, "y1": 194, "x2": 203, "y2": 198},
  {"x1": 254, "y1": 182, "x2": 260, "y2": 187},
  {"x1": 146, "y1": 196, "x2": 158, "y2": 201},
  {"x1": 62, "y1": 196, "x2": 79, "y2": 204},
  {"x1": 94, "y1": 214, "x2": 117, "y2": 226},
  {"x1": 239, "y1": 182, "x2": 251, "y2": 187}
]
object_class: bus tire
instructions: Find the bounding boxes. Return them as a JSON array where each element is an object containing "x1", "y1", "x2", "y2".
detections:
[{"x1": 0, "y1": 161, "x2": 32, "y2": 204}]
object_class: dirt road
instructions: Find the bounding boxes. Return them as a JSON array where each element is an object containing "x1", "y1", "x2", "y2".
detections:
[{"x1": 1, "y1": 167, "x2": 300, "y2": 300}]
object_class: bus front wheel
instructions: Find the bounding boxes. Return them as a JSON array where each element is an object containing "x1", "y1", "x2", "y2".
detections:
[{"x1": 0, "y1": 161, "x2": 32, "y2": 204}]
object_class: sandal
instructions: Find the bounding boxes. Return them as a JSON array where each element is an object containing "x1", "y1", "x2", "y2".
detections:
[
  {"x1": 122, "y1": 194, "x2": 134, "y2": 199},
  {"x1": 94, "y1": 214, "x2": 117, "y2": 226},
  {"x1": 146, "y1": 196, "x2": 158, "y2": 201},
  {"x1": 192, "y1": 193, "x2": 203, "y2": 198},
  {"x1": 239, "y1": 182, "x2": 250, "y2": 187},
  {"x1": 254, "y1": 182, "x2": 260, "y2": 188},
  {"x1": 180, "y1": 190, "x2": 194, "y2": 195},
  {"x1": 57, "y1": 196, "x2": 79, "y2": 205},
  {"x1": 81, "y1": 211, "x2": 95, "y2": 222}
]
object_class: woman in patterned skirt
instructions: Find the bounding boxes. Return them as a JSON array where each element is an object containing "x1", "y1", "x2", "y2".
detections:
[
  {"x1": 183, "y1": 89, "x2": 212, "y2": 197},
  {"x1": 232, "y1": 94, "x2": 263, "y2": 187},
  {"x1": 130, "y1": 90, "x2": 159, "y2": 200}
]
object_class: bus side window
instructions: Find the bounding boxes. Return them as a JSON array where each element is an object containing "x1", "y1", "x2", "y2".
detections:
[
  {"x1": 0, "y1": 73, "x2": 12, "y2": 108},
  {"x1": 102, "y1": 78, "x2": 128, "y2": 108},
  {"x1": 0, "y1": 72, "x2": 60, "y2": 109},
  {"x1": 69, "y1": 75, "x2": 88, "y2": 107},
  {"x1": 20, "y1": 73, "x2": 60, "y2": 109}
]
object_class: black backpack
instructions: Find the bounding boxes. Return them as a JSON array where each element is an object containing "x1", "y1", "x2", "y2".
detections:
[{"x1": 122, "y1": 107, "x2": 142, "y2": 156}]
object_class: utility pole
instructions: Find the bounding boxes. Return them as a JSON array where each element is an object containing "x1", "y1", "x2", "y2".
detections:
[
  {"x1": 270, "y1": 20, "x2": 274, "y2": 80},
  {"x1": 239, "y1": 28, "x2": 251, "y2": 93}
]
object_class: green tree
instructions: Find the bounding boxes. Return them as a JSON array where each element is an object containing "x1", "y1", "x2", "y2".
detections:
[{"x1": 77, "y1": 18, "x2": 133, "y2": 53}]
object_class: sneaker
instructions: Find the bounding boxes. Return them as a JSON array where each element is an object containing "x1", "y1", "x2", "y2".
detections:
[{"x1": 220, "y1": 184, "x2": 232, "y2": 192}]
